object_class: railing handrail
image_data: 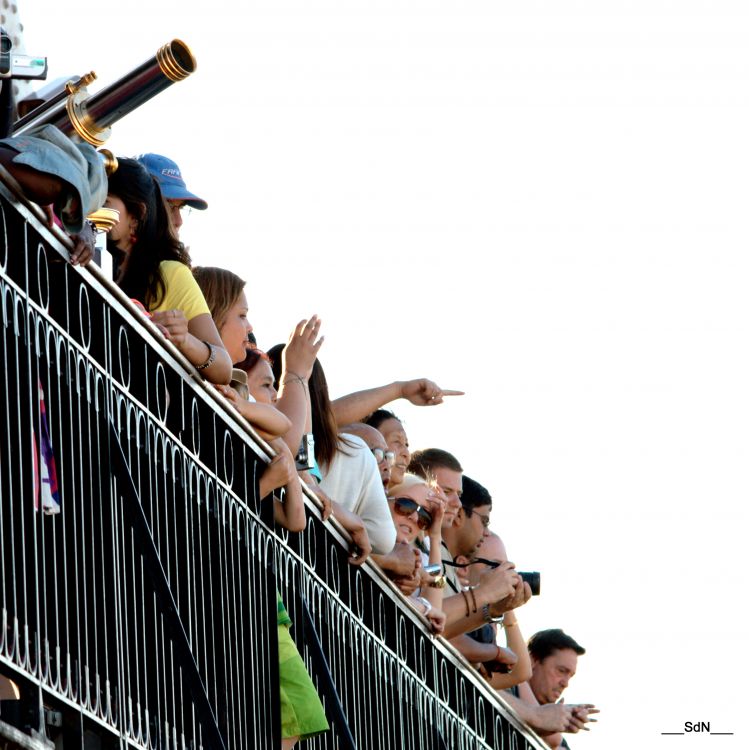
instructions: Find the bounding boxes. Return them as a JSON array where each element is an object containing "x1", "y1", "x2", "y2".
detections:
[{"x1": 0, "y1": 168, "x2": 546, "y2": 750}]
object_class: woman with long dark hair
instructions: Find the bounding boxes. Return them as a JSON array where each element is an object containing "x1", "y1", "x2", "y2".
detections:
[
  {"x1": 266, "y1": 346, "x2": 396, "y2": 556},
  {"x1": 104, "y1": 158, "x2": 231, "y2": 383}
]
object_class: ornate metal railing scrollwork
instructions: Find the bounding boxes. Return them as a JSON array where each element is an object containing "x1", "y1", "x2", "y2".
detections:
[{"x1": 0, "y1": 171, "x2": 545, "y2": 750}]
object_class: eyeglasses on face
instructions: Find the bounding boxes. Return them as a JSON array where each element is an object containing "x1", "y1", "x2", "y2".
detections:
[
  {"x1": 388, "y1": 496, "x2": 433, "y2": 530},
  {"x1": 371, "y1": 447, "x2": 395, "y2": 466},
  {"x1": 467, "y1": 509, "x2": 491, "y2": 528}
]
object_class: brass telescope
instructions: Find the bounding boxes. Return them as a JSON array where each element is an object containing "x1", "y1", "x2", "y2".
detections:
[{"x1": 13, "y1": 40, "x2": 196, "y2": 153}]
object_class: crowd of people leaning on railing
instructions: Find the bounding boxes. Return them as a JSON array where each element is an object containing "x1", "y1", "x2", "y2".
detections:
[{"x1": 0, "y1": 125, "x2": 599, "y2": 749}]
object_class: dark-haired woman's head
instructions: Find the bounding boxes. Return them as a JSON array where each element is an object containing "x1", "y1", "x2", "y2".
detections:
[{"x1": 105, "y1": 157, "x2": 189, "y2": 308}]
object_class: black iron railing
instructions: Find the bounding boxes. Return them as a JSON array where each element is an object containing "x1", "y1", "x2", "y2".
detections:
[{"x1": 0, "y1": 171, "x2": 545, "y2": 750}]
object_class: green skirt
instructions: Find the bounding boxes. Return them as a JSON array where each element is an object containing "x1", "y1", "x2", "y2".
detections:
[{"x1": 278, "y1": 623, "x2": 330, "y2": 740}]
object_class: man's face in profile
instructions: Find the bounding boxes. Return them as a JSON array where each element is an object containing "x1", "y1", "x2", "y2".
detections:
[
  {"x1": 432, "y1": 466, "x2": 462, "y2": 526},
  {"x1": 529, "y1": 648, "x2": 579, "y2": 705},
  {"x1": 463, "y1": 503, "x2": 491, "y2": 555}
]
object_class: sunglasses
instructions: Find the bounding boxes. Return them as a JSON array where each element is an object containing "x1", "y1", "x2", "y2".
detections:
[
  {"x1": 388, "y1": 496, "x2": 433, "y2": 530},
  {"x1": 372, "y1": 447, "x2": 395, "y2": 466}
]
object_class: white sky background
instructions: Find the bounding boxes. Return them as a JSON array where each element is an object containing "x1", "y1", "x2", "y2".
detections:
[{"x1": 21, "y1": 1, "x2": 749, "y2": 746}]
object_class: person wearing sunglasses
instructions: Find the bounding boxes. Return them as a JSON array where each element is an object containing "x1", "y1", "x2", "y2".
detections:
[{"x1": 386, "y1": 475, "x2": 447, "y2": 634}]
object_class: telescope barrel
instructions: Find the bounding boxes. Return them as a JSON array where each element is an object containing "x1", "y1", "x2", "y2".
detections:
[
  {"x1": 85, "y1": 40, "x2": 195, "y2": 131},
  {"x1": 12, "y1": 74, "x2": 90, "y2": 134},
  {"x1": 12, "y1": 40, "x2": 195, "y2": 146}
]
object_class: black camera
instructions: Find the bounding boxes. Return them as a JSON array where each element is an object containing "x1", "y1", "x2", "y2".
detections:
[
  {"x1": 476, "y1": 558, "x2": 541, "y2": 596},
  {"x1": 518, "y1": 571, "x2": 541, "y2": 596},
  {"x1": 294, "y1": 433, "x2": 315, "y2": 472},
  {"x1": 0, "y1": 28, "x2": 47, "y2": 80}
]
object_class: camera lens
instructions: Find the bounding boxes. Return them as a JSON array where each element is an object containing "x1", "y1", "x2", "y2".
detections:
[{"x1": 518, "y1": 571, "x2": 541, "y2": 596}]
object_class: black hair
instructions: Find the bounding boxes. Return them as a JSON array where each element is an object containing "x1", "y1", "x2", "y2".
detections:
[
  {"x1": 459, "y1": 475, "x2": 492, "y2": 512},
  {"x1": 528, "y1": 629, "x2": 586, "y2": 661},
  {"x1": 363, "y1": 409, "x2": 400, "y2": 430},
  {"x1": 107, "y1": 157, "x2": 190, "y2": 309}
]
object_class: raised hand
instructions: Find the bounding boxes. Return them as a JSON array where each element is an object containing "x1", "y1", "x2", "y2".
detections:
[{"x1": 284, "y1": 315, "x2": 324, "y2": 381}]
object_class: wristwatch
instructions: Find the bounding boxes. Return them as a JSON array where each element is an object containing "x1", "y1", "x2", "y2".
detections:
[
  {"x1": 482, "y1": 604, "x2": 504, "y2": 626},
  {"x1": 428, "y1": 574, "x2": 447, "y2": 589}
]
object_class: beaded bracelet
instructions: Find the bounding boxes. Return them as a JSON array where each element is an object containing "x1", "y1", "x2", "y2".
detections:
[{"x1": 195, "y1": 341, "x2": 216, "y2": 370}]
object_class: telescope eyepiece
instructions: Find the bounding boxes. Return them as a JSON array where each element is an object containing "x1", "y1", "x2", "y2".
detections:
[{"x1": 156, "y1": 40, "x2": 196, "y2": 82}]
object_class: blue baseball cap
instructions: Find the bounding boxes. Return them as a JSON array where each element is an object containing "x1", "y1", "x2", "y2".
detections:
[{"x1": 135, "y1": 153, "x2": 208, "y2": 210}]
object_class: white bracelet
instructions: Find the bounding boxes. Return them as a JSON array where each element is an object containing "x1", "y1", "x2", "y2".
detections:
[{"x1": 414, "y1": 596, "x2": 432, "y2": 616}]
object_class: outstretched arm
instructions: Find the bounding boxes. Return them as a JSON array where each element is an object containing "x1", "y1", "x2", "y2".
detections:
[
  {"x1": 214, "y1": 384, "x2": 291, "y2": 439},
  {"x1": 504, "y1": 686, "x2": 599, "y2": 739},
  {"x1": 331, "y1": 378, "x2": 464, "y2": 425},
  {"x1": 259, "y1": 439, "x2": 306, "y2": 532}
]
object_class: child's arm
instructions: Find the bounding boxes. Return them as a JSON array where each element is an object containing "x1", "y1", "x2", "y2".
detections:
[
  {"x1": 258, "y1": 439, "x2": 306, "y2": 532},
  {"x1": 213, "y1": 384, "x2": 291, "y2": 438}
]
